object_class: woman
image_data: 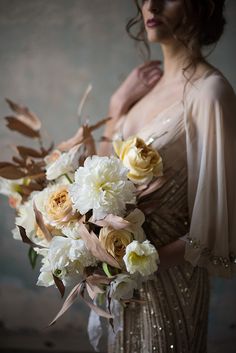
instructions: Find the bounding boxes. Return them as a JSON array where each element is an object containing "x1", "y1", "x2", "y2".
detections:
[{"x1": 99, "y1": 1, "x2": 236, "y2": 352}]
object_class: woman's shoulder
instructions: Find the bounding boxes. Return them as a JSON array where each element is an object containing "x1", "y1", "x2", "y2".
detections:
[{"x1": 188, "y1": 68, "x2": 235, "y2": 107}]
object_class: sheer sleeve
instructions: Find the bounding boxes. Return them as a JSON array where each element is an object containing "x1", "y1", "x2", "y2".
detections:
[{"x1": 182, "y1": 73, "x2": 236, "y2": 278}]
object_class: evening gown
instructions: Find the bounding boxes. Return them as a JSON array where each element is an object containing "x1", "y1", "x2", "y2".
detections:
[{"x1": 107, "y1": 69, "x2": 236, "y2": 353}]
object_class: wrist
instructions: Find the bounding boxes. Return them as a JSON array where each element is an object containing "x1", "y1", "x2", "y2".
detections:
[{"x1": 109, "y1": 94, "x2": 130, "y2": 118}]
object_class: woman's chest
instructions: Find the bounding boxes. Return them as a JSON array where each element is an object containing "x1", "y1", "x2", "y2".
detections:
[{"x1": 120, "y1": 85, "x2": 185, "y2": 139}]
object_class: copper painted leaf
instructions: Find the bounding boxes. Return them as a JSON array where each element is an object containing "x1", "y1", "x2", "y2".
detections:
[
  {"x1": 78, "y1": 224, "x2": 121, "y2": 269},
  {"x1": 49, "y1": 282, "x2": 83, "y2": 326},
  {"x1": 57, "y1": 124, "x2": 94, "y2": 152},
  {"x1": 16, "y1": 146, "x2": 46, "y2": 159},
  {"x1": 57, "y1": 126, "x2": 84, "y2": 151},
  {"x1": 85, "y1": 281, "x2": 105, "y2": 301},
  {"x1": 5, "y1": 98, "x2": 41, "y2": 131},
  {"x1": 40, "y1": 142, "x2": 54, "y2": 157},
  {"x1": 79, "y1": 286, "x2": 113, "y2": 319},
  {"x1": 0, "y1": 164, "x2": 26, "y2": 179},
  {"x1": 0, "y1": 162, "x2": 14, "y2": 168},
  {"x1": 86, "y1": 274, "x2": 114, "y2": 286},
  {"x1": 33, "y1": 203, "x2": 52, "y2": 242},
  {"x1": 12, "y1": 156, "x2": 25, "y2": 166},
  {"x1": 137, "y1": 176, "x2": 167, "y2": 199},
  {"x1": 53, "y1": 274, "x2": 65, "y2": 298},
  {"x1": 17, "y1": 225, "x2": 36, "y2": 247},
  {"x1": 89, "y1": 116, "x2": 112, "y2": 132},
  {"x1": 20, "y1": 182, "x2": 43, "y2": 196},
  {"x1": 5, "y1": 116, "x2": 40, "y2": 138}
]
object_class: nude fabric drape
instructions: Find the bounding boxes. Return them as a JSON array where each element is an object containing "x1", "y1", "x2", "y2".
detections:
[{"x1": 107, "y1": 69, "x2": 236, "y2": 353}]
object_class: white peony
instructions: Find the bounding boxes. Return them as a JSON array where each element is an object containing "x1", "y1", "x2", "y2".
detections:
[
  {"x1": 0, "y1": 177, "x2": 23, "y2": 208},
  {"x1": 12, "y1": 196, "x2": 50, "y2": 246},
  {"x1": 45, "y1": 145, "x2": 81, "y2": 181},
  {"x1": 69, "y1": 156, "x2": 136, "y2": 220},
  {"x1": 110, "y1": 274, "x2": 138, "y2": 300},
  {"x1": 123, "y1": 240, "x2": 159, "y2": 276},
  {"x1": 36, "y1": 236, "x2": 97, "y2": 287}
]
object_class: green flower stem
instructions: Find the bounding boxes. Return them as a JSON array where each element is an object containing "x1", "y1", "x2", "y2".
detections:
[
  {"x1": 102, "y1": 262, "x2": 113, "y2": 278},
  {"x1": 64, "y1": 173, "x2": 73, "y2": 184}
]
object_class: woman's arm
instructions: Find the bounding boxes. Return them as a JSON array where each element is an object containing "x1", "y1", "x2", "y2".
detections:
[{"x1": 158, "y1": 239, "x2": 186, "y2": 271}]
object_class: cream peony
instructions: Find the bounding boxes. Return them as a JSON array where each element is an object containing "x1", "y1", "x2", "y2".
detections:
[
  {"x1": 45, "y1": 185, "x2": 80, "y2": 227},
  {"x1": 45, "y1": 145, "x2": 81, "y2": 181},
  {"x1": 69, "y1": 156, "x2": 136, "y2": 220},
  {"x1": 33, "y1": 182, "x2": 77, "y2": 230},
  {"x1": 113, "y1": 136, "x2": 163, "y2": 185},
  {"x1": 123, "y1": 240, "x2": 159, "y2": 276}
]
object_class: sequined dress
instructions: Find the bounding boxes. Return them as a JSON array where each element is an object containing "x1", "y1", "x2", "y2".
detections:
[{"x1": 107, "y1": 70, "x2": 236, "y2": 353}]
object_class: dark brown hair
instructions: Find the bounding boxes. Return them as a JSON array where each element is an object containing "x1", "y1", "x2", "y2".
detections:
[{"x1": 126, "y1": 0, "x2": 226, "y2": 64}]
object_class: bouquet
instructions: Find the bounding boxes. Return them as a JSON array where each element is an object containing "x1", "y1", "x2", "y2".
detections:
[{"x1": 0, "y1": 93, "x2": 165, "y2": 351}]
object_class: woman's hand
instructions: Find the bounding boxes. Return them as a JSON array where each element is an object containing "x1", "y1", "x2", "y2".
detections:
[
  {"x1": 98, "y1": 61, "x2": 162, "y2": 156},
  {"x1": 109, "y1": 60, "x2": 162, "y2": 119}
]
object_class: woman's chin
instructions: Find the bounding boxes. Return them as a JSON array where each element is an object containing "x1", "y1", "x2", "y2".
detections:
[{"x1": 146, "y1": 31, "x2": 168, "y2": 44}]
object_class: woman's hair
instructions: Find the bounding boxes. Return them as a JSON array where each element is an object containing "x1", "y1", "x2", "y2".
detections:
[{"x1": 126, "y1": 0, "x2": 226, "y2": 63}]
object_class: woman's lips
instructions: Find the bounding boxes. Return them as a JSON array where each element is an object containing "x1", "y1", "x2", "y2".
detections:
[{"x1": 146, "y1": 18, "x2": 163, "y2": 28}]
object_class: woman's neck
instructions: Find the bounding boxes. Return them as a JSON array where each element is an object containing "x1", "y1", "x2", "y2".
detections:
[{"x1": 160, "y1": 41, "x2": 201, "y2": 83}]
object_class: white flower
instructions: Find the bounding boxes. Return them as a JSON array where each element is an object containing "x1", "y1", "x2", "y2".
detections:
[
  {"x1": 0, "y1": 177, "x2": 23, "y2": 208},
  {"x1": 37, "y1": 236, "x2": 97, "y2": 287},
  {"x1": 110, "y1": 274, "x2": 138, "y2": 300},
  {"x1": 123, "y1": 240, "x2": 159, "y2": 276},
  {"x1": 12, "y1": 196, "x2": 50, "y2": 246},
  {"x1": 45, "y1": 145, "x2": 81, "y2": 181},
  {"x1": 62, "y1": 220, "x2": 81, "y2": 239},
  {"x1": 33, "y1": 182, "x2": 74, "y2": 227},
  {"x1": 69, "y1": 156, "x2": 136, "y2": 220}
]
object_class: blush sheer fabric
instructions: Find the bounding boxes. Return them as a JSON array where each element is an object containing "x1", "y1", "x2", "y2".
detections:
[{"x1": 107, "y1": 69, "x2": 236, "y2": 353}]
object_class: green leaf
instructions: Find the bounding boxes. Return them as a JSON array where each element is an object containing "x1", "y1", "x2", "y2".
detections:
[
  {"x1": 102, "y1": 262, "x2": 113, "y2": 278},
  {"x1": 28, "y1": 247, "x2": 38, "y2": 269}
]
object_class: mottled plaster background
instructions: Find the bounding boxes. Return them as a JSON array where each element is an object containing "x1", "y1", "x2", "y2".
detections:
[{"x1": 0, "y1": 1, "x2": 235, "y2": 352}]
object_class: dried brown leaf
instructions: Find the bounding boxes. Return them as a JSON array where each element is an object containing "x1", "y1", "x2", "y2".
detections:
[
  {"x1": 0, "y1": 162, "x2": 14, "y2": 168},
  {"x1": 5, "y1": 98, "x2": 41, "y2": 131},
  {"x1": 49, "y1": 282, "x2": 83, "y2": 326},
  {"x1": 57, "y1": 126, "x2": 84, "y2": 152},
  {"x1": 12, "y1": 156, "x2": 25, "y2": 166},
  {"x1": 137, "y1": 176, "x2": 167, "y2": 199},
  {"x1": 0, "y1": 165, "x2": 26, "y2": 179},
  {"x1": 86, "y1": 274, "x2": 114, "y2": 286},
  {"x1": 5, "y1": 116, "x2": 40, "y2": 138},
  {"x1": 17, "y1": 225, "x2": 37, "y2": 247},
  {"x1": 79, "y1": 284, "x2": 113, "y2": 319},
  {"x1": 91, "y1": 214, "x2": 131, "y2": 230},
  {"x1": 53, "y1": 274, "x2": 65, "y2": 298},
  {"x1": 78, "y1": 224, "x2": 121, "y2": 269},
  {"x1": 33, "y1": 203, "x2": 52, "y2": 242},
  {"x1": 89, "y1": 116, "x2": 112, "y2": 132},
  {"x1": 17, "y1": 146, "x2": 45, "y2": 159},
  {"x1": 85, "y1": 281, "x2": 105, "y2": 301}
]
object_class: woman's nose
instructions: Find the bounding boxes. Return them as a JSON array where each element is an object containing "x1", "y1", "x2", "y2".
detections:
[{"x1": 147, "y1": 0, "x2": 163, "y2": 13}]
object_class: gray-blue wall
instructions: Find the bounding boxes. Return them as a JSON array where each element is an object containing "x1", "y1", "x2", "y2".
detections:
[{"x1": 0, "y1": 1, "x2": 235, "y2": 352}]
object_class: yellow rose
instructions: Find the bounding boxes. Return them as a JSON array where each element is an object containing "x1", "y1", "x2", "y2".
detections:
[
  {"x1": 99, "y1": 227, "x2": 133, "y2": 264},
  {"x1": 113, "y1": 136, "x2": 163, "y2": 184},
  {"x1": 46, "y1": 186, "x2": 79, "y2": 226}
]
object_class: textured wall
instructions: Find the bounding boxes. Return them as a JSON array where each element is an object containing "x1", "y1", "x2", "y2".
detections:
[{"x1": 0, "y1": 1, "x2": 236, "y2": 352}]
